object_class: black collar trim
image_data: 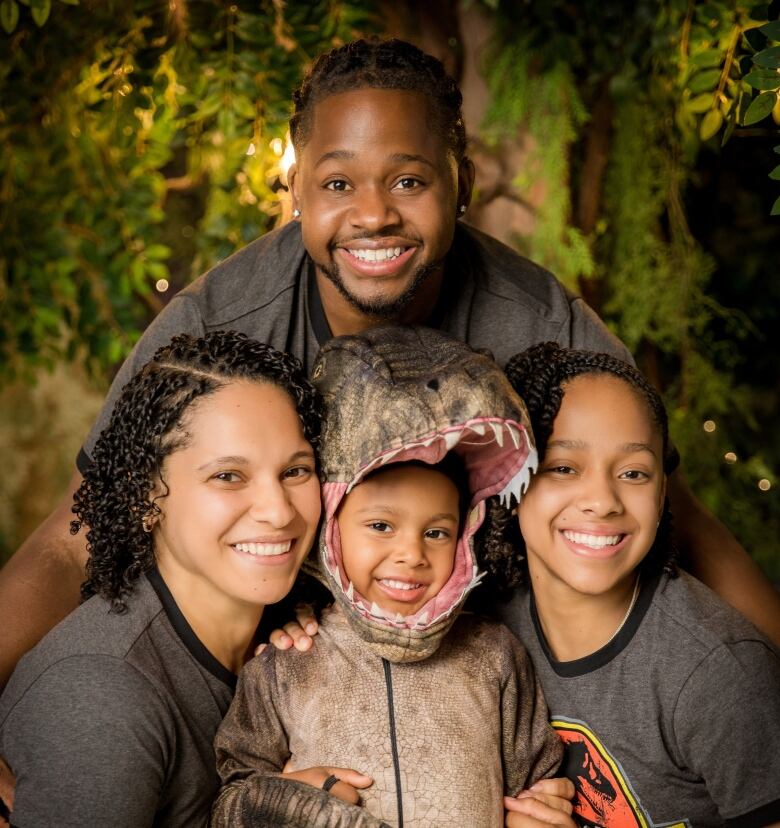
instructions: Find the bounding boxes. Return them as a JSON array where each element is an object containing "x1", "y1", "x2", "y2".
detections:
[
  {"x1": 530, "y1": 571, "x2": 662, "y2": 677},
  {"x1": 146, "y1": 568, "x2": 237, "y2": 690},
  {"x1": 307, "y1": 260, "x2": 332, "y2": 346}
]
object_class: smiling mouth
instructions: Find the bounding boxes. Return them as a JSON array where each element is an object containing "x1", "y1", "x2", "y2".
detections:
[
  {"x1": 233, "y1": 541, "x2": 292, "y2": 557},
  {"x1": 343, "y1": 246, "x2": 407, "y2": 263},
  {"x1": 562, "y1": 531, "x2": 625, "y2": 550},
  {"x1": 378, "y1": 578, "x2": 424, "y2": 591}
]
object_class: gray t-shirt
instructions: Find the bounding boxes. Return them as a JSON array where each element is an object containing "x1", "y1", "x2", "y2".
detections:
[
  {"x1": 500, "y1": 571, "x2": 780, "y2": 827},
  {"x1": 0, "y1": 570, "x2": 235, "y2": 827},
  {"x1": 79, "y1": 220, "x2": 631, "y2": 469}
]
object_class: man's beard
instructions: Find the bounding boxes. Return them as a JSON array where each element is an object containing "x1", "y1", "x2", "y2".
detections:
[{"x1": 316, "y1": 256, "x2": 441, "y2": 319}]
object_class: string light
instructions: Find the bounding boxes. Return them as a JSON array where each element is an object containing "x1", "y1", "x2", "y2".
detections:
[
  {"x1": 703, "y1": 420, "x2": 716, "y2": 433},
  {"x1": 758, "y1": 479, "x2": 771, "y2": 492},
  {"x1": 155, "y1": 279, "x2": 169, "y2": 293},
  {"x1": 280, "y1": 136, "x2": 296, "y2": 180},
  {"x1": 724, "y1": 452, "x2": 737, "y2": 464},
  {"x1": 246, "y1": 143, "x2": 256, "y2": 157},
  {"x1": 270, "y1": 138, "x2": 284, "y2": 156}
]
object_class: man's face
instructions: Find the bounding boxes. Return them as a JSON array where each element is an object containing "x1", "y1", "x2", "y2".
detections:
[{"x1": 289, "y1": 87, "x2": 473, "y2": 321}]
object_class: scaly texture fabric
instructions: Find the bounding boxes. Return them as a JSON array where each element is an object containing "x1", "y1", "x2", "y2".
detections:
[
  {"x1": 0, "y1": 570, "x2": 234, "y2": 827},
  {"x1": 503, "y1": 571, "x2": 780, "y2": 827}
]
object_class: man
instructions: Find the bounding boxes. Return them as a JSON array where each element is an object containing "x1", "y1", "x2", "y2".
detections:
[{"x1": 1, "y1": 38, "x2": 778, "y2": 694}]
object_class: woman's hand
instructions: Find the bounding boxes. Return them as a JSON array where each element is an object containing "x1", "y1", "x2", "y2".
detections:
[
  {"x1": 504, "y1": 778, "x2": 575, "y2": 827},
  {"x1": 256, "y1": 604, "x2": 320, "y2": 655},
  {"x1": 280, "y1": 766, "x2": 373, "y2": 805}
]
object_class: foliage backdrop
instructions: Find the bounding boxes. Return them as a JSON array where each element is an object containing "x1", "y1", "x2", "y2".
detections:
[{"x1": 1, "y1": 0, "x2": 778, "y2": 577}]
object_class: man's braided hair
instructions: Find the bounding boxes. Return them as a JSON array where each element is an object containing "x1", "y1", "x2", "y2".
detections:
[
  {"x1": 71, "y1": 331, "x2": 322, "y2": 613},
  {"x1": 472, "y1": 342, "x2": 677, "y2": 605},
  {"x1": 290, "y1": 38, "x2": 467, "y2": 162}
]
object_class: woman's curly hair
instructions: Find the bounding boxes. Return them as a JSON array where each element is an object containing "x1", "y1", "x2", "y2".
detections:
[
  {"x1": 71, "y1": 331, "x2": 322, "y2": 612},
  {"x1": 290, "y1": 38, "x2": 467, "y2": 162},
  {"x1": 472, "y1": 342, "x2": 677, "y2": 604}
]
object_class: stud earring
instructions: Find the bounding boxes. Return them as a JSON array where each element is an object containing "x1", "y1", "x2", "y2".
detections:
[
  {"x1": 458, "y1": 205, "x2": 467, "y2": 215},
  {"x1": 292, "y1": 208, "x2": 301, "y2": 219}
]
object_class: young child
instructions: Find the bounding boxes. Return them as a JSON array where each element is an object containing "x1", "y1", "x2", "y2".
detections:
[
  {"x1": 212, "y1": 327, "x2": 565, "y2": 828},
  {"x1": 498, "y1": 342, "x2": 780, "y2": 826}
]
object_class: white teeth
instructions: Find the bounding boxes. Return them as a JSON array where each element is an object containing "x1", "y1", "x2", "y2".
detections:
[
  {"x1": 348, "y1": 246, "x2": 403, "y2": 262},
  {"x1": 490, "y1": 422, "x2": 505, "y2": 447},
  {"x1": 443, "y1": 431, "x2": 460, "y2": 451},
  {"x1": 234, "y1": 541, "x2": 292, "y2": 556},
  {"x1": 380, "y1": 579, "x2": 423, "y2": 591},
  {"x1": 563, "y1": 531, "x2": 622, "y2": 549},
  {"x1": 470, "y1": 423, "x2": 487, "y2": 436}
]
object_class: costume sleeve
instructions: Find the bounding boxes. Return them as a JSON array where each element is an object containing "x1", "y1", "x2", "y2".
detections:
[
  {"x1": 673, "y1": 639, "x2": 780, "y2": 825},
  {"x1": 568, "y1": 296, "x2": 635, "y2": 365},
  {"x1": 212, "y1": 652, "x2": 390, "y2": 828},
  {"x1": 78, "y1": 294, "x2": 206, "y2": 470},
  {"x1": 0, "y1": 655, "x2": 172, "y2": 827},
  {"x1": 497, "y1": 626, "x2": 564, "y2": 797}
]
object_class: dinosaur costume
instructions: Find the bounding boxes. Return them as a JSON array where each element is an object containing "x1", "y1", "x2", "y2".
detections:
[{"x1": 212, "y1": 327, "x2": 563, "y2": 828}]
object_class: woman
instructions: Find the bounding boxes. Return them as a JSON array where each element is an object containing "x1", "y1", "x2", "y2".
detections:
[{"x1": 0, "y1": 331, "x2": 328, "y2": 826}]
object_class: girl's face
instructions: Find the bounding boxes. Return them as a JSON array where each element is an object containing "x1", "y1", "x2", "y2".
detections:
[
  {"x1": 152, "y1": 380, "x2": 321, "y2": 611},
  {"x1": 518, "y1": 374, "x2": 666, "y2": 601}
]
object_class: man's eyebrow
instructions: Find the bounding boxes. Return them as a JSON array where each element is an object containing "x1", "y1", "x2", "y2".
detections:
[
  {"x1": 314, "y1": 149, "x2": 356, "y2": 167},
  {"x1": 387, "y1": 152, "x2": 436, "y2": 169}
]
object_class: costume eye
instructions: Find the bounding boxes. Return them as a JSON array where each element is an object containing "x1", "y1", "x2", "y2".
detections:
[{"x1": 324, "y1": 178, "x2": 351, "y2": 192}]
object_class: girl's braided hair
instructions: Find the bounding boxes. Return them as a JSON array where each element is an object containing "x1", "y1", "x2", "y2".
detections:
[
  {"x1": 472, "y1": 342, "x2": 677, "y2": 605},
  {"x1": 71, "y1": 331, "x2": 322, "y2": 612},
  {"x1": 290, "y1": 38, "x2": 467, "y2": 162}
]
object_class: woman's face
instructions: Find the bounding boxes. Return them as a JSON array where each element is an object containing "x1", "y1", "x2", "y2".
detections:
[{"x1": 151, "y1": 379, "x2": 321, "y2": 610}]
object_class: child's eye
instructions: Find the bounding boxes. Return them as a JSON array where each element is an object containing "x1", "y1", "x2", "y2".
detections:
[
  {"x1": 368, "y1": 521, "x2": 392, "y2": 533},
  {"x1": 425, "y1": 528, "x2": 451, "y2": 540},
  {"x1": 544, "y1": 465, "x2": 576, "y2": 476},
  {"x1": 324, "y1": 179, "x2": 351, "y2": 192}
]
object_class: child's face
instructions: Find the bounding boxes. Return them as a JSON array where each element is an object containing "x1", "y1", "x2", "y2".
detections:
[
  {"x1": 152, "y1": 380, "x2": 321, "y2": 610},
  {"x1": 337, "y1": 464, "x2": 460, "y2": 617},
  {"x1": 518, "y1": 374, "x2": 666, "y2": 601}
]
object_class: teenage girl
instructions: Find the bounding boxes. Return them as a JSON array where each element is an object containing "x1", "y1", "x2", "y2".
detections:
[{"x1": 499, "y1": 342, "x2": 780, "y2": 827}]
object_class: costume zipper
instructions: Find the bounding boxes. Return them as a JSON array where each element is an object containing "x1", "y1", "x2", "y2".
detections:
[{"x1": 382, "y1": 658, "x2": 404, "y2": 828}]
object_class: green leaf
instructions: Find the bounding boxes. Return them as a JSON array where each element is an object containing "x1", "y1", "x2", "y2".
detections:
[
  {"x1": 753, "y1": 46, "x2": 780, "y2": 69},
  {"x1": 691, "y1": 50, "x2": 722, "y2": 68},
  {"x1": 30, "y1": 0, "x2": 49, "y2": 25},
  {"x1": 743, "y1": 91, "x2": 777, "y2": 124},
  {"x1": 0, "y1": 0, "x2": 18, "y2": 32},
  {"x1": 774, "y1": 144, "x2": 780, "y2": 154},
  {"x1": 689, "y1": 69, "x2": 722, "y2": 93},
  {"x1": 744, "y1": 70, "x2": 780, "y2": 90},
  {"x1": 688, "y1": 93, "x2": 714, "y2": 113},
  {"x1": 769, "y1": 164, "x2": 780, "y2": 180},
  {"x1": 759, "y1": 21, "x2": 780, "y2": 41},
  {"x1": 771, "y1": 195, "x2": 780, "y2": 216},
  {"x1": 700, "y1": 108, "x2": 723, "y2": 140}
]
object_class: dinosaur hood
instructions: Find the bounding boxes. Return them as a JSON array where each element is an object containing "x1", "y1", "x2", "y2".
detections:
[{"x1": 310, "y1": 326, "x2": 536, "y2": 663}]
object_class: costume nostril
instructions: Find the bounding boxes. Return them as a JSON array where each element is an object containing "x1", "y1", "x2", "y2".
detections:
[{"x1": 426, "y1": 378, "x2": 439, "y2": 391}]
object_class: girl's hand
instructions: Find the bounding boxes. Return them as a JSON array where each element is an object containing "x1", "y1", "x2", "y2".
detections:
[
  {"x1": 504, "y1": 777, "x2": 575, "y2": 827},
  {"x1": 280, "y1": 766, "x2": 373, "y2": 805}
]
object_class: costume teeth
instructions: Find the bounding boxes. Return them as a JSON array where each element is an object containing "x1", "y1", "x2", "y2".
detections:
[
  {"x1": 496, "y1": 448, "x2": 539, "y2": 509},
  {"x1": 421, "y1": 435, "x2": 437, "y2": 447},
  {"x1": 470, "y1": 422, "x2": 487, "y2": 436},
  {"x1": 370, "y1": 602, "x2": 385, "y2": 619},
  {"x1": 345, "y1": 581, "x2": 354, "y2": 601},
  {"x1": 444, "y1": 431, "x2": 460, "y2": 450},
  {"x1": 417, "y1": 611, "x2": 429, "y2": 625},
  {"x1": 490, "y1": 422, "x2": 505, "y2": 447},
  {"x1": 507, "y1": 424, "x2": 521, "y2": 449},
  {"x1": 395, "y1": 612, "x2": 405, "y2": 624}
]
